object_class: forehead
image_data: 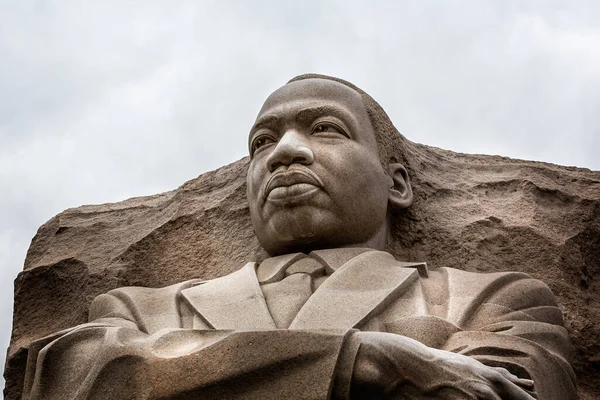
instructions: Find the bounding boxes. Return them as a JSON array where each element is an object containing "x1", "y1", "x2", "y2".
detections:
[{"x1": 257, "y1": 78, "x2": 369, "y2": 120}]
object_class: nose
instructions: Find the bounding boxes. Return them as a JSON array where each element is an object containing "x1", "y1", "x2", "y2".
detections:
[{"x1": 266, "y1": 130, "x2": 314, "y2": 172}]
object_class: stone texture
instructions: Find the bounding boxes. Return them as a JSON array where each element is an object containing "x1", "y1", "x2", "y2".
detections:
[{"x1": 5, "y1": 140, "x2": 600, "y2": 399}]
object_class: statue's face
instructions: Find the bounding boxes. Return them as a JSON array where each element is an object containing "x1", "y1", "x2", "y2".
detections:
[{"x1": 247, "y1": 78, "x2": 392, "y2": 255}]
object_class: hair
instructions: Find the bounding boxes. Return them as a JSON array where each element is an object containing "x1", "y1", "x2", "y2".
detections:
[{"x1": 287, "y1": 73, "x2": 412, "y2": 171}]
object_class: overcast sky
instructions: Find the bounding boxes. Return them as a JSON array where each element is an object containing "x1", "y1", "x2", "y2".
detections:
[{"x1": 2, "y1": 0, "x2": 599, "y2": 388}]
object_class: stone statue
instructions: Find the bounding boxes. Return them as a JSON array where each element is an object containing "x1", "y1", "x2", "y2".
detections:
[{"x1": 22, "y1": 74, "x2": 577, "y2": 399}]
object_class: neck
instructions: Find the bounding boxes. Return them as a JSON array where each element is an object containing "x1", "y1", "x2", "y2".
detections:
[{"x1": 341, "y1": 217, "x2": 389, "y2": 251}]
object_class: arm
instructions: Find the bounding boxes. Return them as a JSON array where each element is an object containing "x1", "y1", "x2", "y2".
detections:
[
  {"x1": 442, "y1": 275, "x2": 577, "y2": 399},
  {"x1": 344, "y1": 331, "x2": 536, "y2": 399},
  {"x1": 342, "y1": 274, "x2": 577, "y2": 399},
  {"x1": 23, "y1": 293, "x2": 350, "y2": 400}
]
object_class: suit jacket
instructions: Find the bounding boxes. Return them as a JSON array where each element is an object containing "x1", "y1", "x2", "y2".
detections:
[{"x1": 22, "y1": 248, "x2": 577, "y2": 399}]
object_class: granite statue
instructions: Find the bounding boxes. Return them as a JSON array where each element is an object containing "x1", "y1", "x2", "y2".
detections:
[{"x1": 21, "y1": 74, "x2": 577, "y2": 399}]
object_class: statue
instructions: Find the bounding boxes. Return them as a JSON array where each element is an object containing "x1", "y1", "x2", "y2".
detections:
[{"x1": 21, "y1": 74, "x2": 577, "y2": 399}]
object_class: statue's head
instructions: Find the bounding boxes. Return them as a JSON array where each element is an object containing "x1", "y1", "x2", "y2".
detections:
[{"x1": 247, "y1": 74, "x2": 413, "y2": 256}]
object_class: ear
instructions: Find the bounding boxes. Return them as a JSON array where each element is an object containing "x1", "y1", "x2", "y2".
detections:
[{"x1": 387, "y1": 163, "x2": 413, "y2": 210}]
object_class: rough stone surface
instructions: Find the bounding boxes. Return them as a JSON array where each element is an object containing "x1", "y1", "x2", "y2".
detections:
[{"x1": 5, "y1": 141, "x2": 600, "y2": 399}]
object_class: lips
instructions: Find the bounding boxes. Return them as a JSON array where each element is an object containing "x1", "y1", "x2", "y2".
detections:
[{"x1": 265, "y1": 168, "x2": 323, "y2": 201}]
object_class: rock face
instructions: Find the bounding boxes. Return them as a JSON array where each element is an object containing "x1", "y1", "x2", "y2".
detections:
[{"x1": 5, "y1": 141, "x2": 600, "y2": 399}]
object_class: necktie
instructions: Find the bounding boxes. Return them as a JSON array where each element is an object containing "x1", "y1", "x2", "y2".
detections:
[{"x1": 261, "y1": 256, "x2": 326, "y2": 328}]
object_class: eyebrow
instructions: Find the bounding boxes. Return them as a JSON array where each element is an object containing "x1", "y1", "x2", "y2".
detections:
[
  {"x1": 248, "y1": 104, "x2": 359, "y2": 151},
  {"x1": 248, "y1": 114, "x2": 280, "y2": 153},
  {"x1": 296, "y1": 105, "x2": 358, "y2": 128},
  {"x1": 251, "y1": 115, "x2": 280, "y2": 132}
]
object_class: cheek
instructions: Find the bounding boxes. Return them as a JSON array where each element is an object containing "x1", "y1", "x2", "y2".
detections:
[
  {"x1": 335, "y1": 157, "x2": 389, "y2": 215},
  {"x1": 247, "y1": 162, "x2": 264, "y2": 197},
  {"x1": 332, "y1": 151, "x2": 387, "y2": 190}
]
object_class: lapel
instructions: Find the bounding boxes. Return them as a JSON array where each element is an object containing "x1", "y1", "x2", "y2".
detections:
[
  {"x1": 289, "y1": 250, "x2": 421, "y2": 330},
  {"x1": 256, "y1": 252, "x2": 307, "y2": 283},
  {"x1": 180, "y1": 262, "x2": 276, "y2": 329}
]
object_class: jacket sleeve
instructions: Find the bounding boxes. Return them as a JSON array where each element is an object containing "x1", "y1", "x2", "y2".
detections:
[
  {"x1": 23, "y1": 291, "x2": 350, "y2": 400},
  {"x1": 442, "y1": 273, "x2": 578, "y2": 400}
]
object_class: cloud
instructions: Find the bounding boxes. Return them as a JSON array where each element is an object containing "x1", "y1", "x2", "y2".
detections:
[{"x1": 1, "y1": 0, "x2": 599, "y2": 390}]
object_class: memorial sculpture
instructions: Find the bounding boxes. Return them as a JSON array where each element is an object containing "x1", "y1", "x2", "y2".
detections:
[{"x1": 17, "y1": 74, "x2": 578, "y2": 399}]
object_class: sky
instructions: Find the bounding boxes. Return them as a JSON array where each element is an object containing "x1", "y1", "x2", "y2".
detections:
[{"x1": 1, "y1": 0, "x2": 600, "y2": 390}]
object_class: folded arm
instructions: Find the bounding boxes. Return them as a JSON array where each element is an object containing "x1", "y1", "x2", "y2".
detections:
[
  {"x1": 23, "y1": 290, "x2": 352, "y2": 400},
  {"x1": 341, "y1": 274, "x2": 577, "y2": 399}
]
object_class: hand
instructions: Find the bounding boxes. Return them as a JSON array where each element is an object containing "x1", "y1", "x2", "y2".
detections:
[{"x1": 351, "y1": 331, "x2": 536, "y2": 399}]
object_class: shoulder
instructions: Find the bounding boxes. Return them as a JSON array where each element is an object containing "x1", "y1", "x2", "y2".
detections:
[
  {"x1": 429, "y1": 267, "x2": 557, "y2": 304},
  {"x1": 89, "y1": 278, "x2": 203, "y2": 325},
  {"x1": 106, "y1": 278, "x2": 204, "y2": 300},
  {"x1": 423, "y1": 267, "x2": 562, "y2": 327}
]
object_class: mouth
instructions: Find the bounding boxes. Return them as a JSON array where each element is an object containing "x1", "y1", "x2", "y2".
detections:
[{"x1": 265, "y1": 169, "x2": 323, "y2": 203}]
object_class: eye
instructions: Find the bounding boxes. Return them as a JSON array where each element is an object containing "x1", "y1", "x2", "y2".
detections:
[
  {"x1": 251, "y1": 135, "x2": 276, "y2": 155},
  {"x1": 311, "y1": 122, "x2": 346, "y2": 137}
]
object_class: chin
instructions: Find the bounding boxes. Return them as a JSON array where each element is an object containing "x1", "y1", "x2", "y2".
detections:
[
  {"x1": 253, "y1": 208, "x2": 379, "y2": 255},
  {"x1": 257, "y1": 217, "x2": 335, "y2": 255},
  {"x1": 266, "y1": 207, "x2": 334, "y2": 233}
]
